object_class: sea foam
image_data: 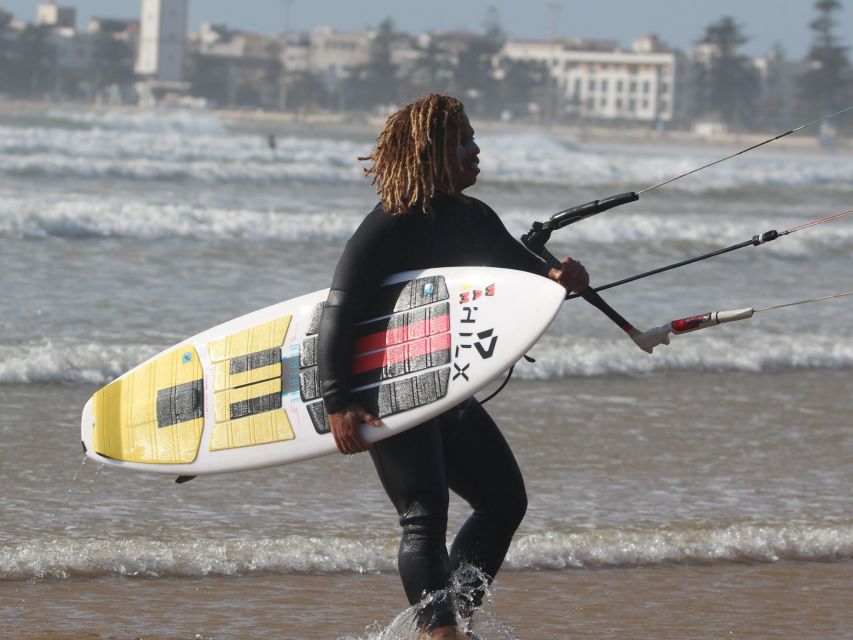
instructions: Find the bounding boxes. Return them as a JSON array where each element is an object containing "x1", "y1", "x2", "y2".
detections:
[
  {"x1": 520, "y1": 332, "x2": 853, "y2": 378},
  {"x1": 2, "y1": 193, "x2": 851, "y2": 257},
  {"x1": 2, "y1": 331, "x2": 850, "y2": 387},
  {"x1": 0, "y1": 340, "x2": 157, "y2": 385},
  {"x1": 2, "y1": 121, "x2": 851, "y2": 191},
  {"x1": 0, "y1": 195, "x2": 363, "y2": 241},
  {"x1": 2, "y1": 522, "x2": 850, "y2": 580}
]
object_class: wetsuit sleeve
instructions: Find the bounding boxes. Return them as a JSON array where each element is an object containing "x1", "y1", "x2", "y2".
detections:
[
  {"x1": 477, "y1": 200, "x2": 550, "y2": 277},
  {"x1": 317, "y1": 207, "x2": 397, "y2": 414}
]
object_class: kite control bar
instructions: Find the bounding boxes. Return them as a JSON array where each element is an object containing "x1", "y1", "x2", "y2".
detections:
[
  {"x1": 521, "y1": 191, "x2": 643, "y2": 336},
  {"x1": 521, "y1": 192, "x2": 639, "y2": 255}
]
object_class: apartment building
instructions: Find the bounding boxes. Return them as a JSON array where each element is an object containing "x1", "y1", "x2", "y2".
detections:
[
  {"x1": 136, "y1": 0, "x2": 189, "y2": 81},
  {"x1": 502, "y1": 34, "x2": 683, "y2": 125},
  {"x1": 35, "y1": 3, "x2": 76, "y2": 29}
]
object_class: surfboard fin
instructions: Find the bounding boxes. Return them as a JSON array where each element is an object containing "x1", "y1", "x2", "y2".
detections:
[{"x1": 175, "y1": 475, "x2": 197, "y2": 484}]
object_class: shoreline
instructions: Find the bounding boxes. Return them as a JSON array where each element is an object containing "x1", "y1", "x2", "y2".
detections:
[
  {"x1": 1, "y1": 99, "x2": 849, "y2": 153},
  {"x1": 4, "y1": 562, "x2": 853, "y2": 639}
]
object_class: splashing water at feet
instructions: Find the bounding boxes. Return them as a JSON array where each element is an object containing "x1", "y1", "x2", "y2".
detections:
[{"x1": 340, "y1": 565, "x2": 518, "y2": 640}]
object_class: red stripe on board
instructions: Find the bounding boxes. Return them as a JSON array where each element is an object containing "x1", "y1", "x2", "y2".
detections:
[
  {"x1": 354, "y1": 314, "x2": 450, "y2": 354},
  {"x1": 352, "y1": 333, "x2": 451, "y2": 375}
]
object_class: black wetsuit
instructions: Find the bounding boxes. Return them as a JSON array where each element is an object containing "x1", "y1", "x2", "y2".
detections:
[{"x1": 318, "y1": 193, "x2": 549, "y2": 629}]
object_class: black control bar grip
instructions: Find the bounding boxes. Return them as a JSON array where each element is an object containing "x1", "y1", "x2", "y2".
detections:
[{"x1": 550, "y1": 191, "x2": 639, "y2": 229}]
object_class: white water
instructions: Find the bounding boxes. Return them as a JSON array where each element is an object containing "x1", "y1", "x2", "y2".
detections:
[{"x1": 3, "y1": 522, "x2": 851, "y2": 580}]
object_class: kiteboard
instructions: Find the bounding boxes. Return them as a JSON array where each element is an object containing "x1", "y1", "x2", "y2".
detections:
[{"x1": 80, "y1": 267, "x2": 565, "y2": 477}]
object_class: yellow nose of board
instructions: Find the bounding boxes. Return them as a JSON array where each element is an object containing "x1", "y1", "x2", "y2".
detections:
[
  {"x1": 92, "y1": 345, "x2": 205, "y2": 464},
  {"x1": 90, "y1": 314, "x2": 298, "y2": 465}
]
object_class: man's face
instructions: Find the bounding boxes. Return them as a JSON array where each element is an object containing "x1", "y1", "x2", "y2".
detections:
[{"x1": 455, "y1": 112, "x2": 480, "y2": 192}]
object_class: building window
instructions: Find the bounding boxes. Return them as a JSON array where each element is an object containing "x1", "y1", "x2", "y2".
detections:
[
  {"x1": 601, "y1": 79, "x2": 608, "y2": 92},
  {"x1": 615, "y1": 98, "x2": 623, "y2": 110},
  {"x1": 628, "y1": 99, "x2": 636, "y2": 111},
  {"x1": 588, "y1": 79, "x2": 596, "y2": 91},
  {"x1": 616, "y1": 80, "x2": 623, "y2": 92},
  {"x1": 600, "y1": 97, "x2": 607, "y2": 107},
  {"x1": 629, "y1": 81, "x2": 637, "y2": 93},
  {"x1": 642, "y1": 99, "x2": 649, "y2": 109},
  {"x1": 643, "y1": 81, "x2": 651, "y2": 93},
  {"x1": 574, "y1": 78, "x2": 582, "y2": 93}
]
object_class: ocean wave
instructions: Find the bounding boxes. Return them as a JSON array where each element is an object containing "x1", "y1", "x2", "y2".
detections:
[
  {"x1": 520, "y1": 333, "x2": 853, "y2": 378},
  {"x1": 2, "y1": 194, "x2": 850, "y2": 255},
  {"x1": 0, "y1": 340, "x2": 158, "y2": 385},
  {"x1": 50, "y1": 107, "x2": 229, "y2": 135},
  {"x1": 497, "y1": 207, "x2": 853, "y2": 255},
  {"x1": 0, "y1": 124, "x2": 368, "y2": 184},
  {"x1": 2, "y1": 122, "x2": 851, "y2": 190},
  {"x1": 506, "y1": 522, "x2": 853, "y2": 569},
  {"x1": 2, "y1": 330, "x2": 850, "y2": 387},
  {"x1": 2, "y1": 522, "x2": 850, "y2": 580},
  {"x1": 0, "y1": 535, "x2": 397, "y2": 580},
  {"x1": 481, "y1": 131, "x2": 853, "y2": 191},
  {"x1": 0, "y1": 196, "x2": 364, "y2": 240}
]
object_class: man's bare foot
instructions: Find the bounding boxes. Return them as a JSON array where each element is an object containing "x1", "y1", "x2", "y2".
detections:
[{"x1": 429, "y1": 625, "x2": 460, "y2": 639}]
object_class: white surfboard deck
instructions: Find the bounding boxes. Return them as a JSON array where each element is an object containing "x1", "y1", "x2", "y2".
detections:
[{"x1": 80, "y1": 267, "x2": 565, "y2": 476}]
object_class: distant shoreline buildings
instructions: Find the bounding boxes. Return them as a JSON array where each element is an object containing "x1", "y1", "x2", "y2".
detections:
[
  {"x1": 0, "y1": 1, "x2": 842, "y2": 133},
  {"x1": 136, "y1": 0, "x2": 188, "y2": 82},
  {"x1": 502, "y1": 35, "x2": 682, "y2": 125}
]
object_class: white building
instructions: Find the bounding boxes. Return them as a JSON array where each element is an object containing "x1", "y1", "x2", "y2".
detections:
[
  {"x1": 36, "y1": 3, "x2": 76, "y2": 29},
  {"x1": 303, "y1": 26, "x2": 372, "y2": 81},
  {"x1": 502, "y1": 34, "x2": 683, "y2": 125},
  {"x1": 136, "y1": 0, "x2": 189, "y2": 81}
]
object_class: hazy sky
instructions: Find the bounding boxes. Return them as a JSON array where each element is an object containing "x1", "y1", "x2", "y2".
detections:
[{"x1": 3, "y1": 0, "x2": 852, "y2": 59}]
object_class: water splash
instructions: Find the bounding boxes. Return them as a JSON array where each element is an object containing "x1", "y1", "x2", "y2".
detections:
[{"x1": 342, "y1": 565, "x2": 517, "y2": 640}]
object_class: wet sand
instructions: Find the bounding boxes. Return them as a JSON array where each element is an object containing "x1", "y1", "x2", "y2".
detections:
[{"x1": 4, "y1": 561, "x2": 853, "y2": 639}]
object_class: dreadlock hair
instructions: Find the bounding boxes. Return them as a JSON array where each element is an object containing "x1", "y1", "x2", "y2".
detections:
[{"x1": 360, "y1": 94, "x2": 466, "y2": 216}]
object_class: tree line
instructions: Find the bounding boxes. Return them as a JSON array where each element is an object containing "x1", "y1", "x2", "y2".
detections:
[{"x1": 692, "y1": 0, "x2": 850, "y2": 130}]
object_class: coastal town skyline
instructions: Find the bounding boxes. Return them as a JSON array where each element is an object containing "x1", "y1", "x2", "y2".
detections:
[{"x1": 2, "y1": 0, "x2": 851, "y2": 59}]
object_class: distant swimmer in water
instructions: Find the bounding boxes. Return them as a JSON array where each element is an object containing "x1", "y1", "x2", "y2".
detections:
[
  {"x1": 317, "y1": 94, "x2": 590, "y2": 639},
  {"x1": 267, "y1": 133, "x2": 277, "y2": 157}
]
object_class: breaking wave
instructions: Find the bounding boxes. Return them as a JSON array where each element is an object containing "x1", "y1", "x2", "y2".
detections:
[
  {"x1": 2, "y1": 331, "x2": 851, "y2": 387},
  {"x1": 2, "y1": 194, "x2": 851, "y2": 258},
  {"x1": 2, "y1": 522, "x2": 850, "y2": 580},
  {"x1": 0, "y1": 340, "x2": 158, "y2": 385},
  {"x1": 520, "y1": 332, "x2": 853, "y2": 378},
  {"x1": 2, "y1": 121, "x2": 851, "y2": 190},
  {"x1": 49, "y1": 107, "x2": 229, "y2": 135},
  {"x1": 0, "y1": 195, "x2": 363, "y2": 241},
  {"x1": 0, "y1": 123, "x2": 368, "y2": 184}
]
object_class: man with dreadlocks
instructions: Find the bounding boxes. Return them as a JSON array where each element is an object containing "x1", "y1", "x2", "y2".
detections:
[{"x1": 317, "y1": 94, "x2": 588, "y2": 639}]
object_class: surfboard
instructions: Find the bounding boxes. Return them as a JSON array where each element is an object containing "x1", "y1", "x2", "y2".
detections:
[{"x1": 80, "y1": 267, "x2": 565, "y2": 477}]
